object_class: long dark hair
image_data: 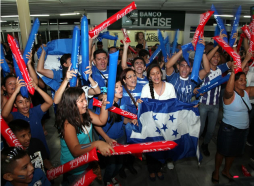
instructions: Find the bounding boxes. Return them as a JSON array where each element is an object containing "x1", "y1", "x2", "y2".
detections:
[
  {"x1": 135, "y1": 32, "x2": 144, "y2": 42},
  {"x1": 120, "y1": 68, "x2": 137, "y2": 108},
  {"x1": 55, "y1": 87, "x2": 91, "y2": 138},
  {"x1": 147, "y1": 63, "x2": 163, "y2": 99},
  {"x1": 60, "y1": 54, "x2": 71, "y2": 80}
]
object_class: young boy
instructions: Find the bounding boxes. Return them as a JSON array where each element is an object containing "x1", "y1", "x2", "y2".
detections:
[
  {"x1": 1, "y1": 147, "x2": 51, "y2": 186},
  {"x1": 9, "y1": 119, "x2": 54, "y2": 172},
  {"x1": 121, "y1": 40, "x2": 148, "y2": 87},
  {"x1": 165, "y1": 37, "x2": 210, "y2": 103},
  {"x1": 1, "y1": 79, "x2": 53, "y2": 156}
]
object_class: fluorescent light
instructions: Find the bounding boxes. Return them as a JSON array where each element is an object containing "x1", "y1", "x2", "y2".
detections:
[
  {"x1": 215, "y1": 15, "x2": 233, "y2": 18},
  {"x1": 244, "y1": 15, "x2": 251, "y2": 18},
  {"x1": 226, "y1": 24, "x2": 231, "y2": 26},
  {"x1": 50, "y1": 23, "x2": 57, "y2": 25},
  {"x1": 2, "y1": 14, "x2": 49, "y2": 17},
  {"x1": 74, "y1": 22, "x2": 80, "y2": 24},
  {"x1": 0, "y1": 20, "x2": 7, "y2": 22},
  {"x1": 60, "y1": 13, "x2": 80, "y2": 16},
  {"x1": 213, "y1": 23, "x2": 217, "y2": 26},
  {"x1": 41, "y1": 23, "x2": 48, "y2": 25},
  {"x1": 59, "y1": 22, "x2": 68, "y2": 24},
  {"x1": 2, "y1": 15, "x2": 19, "y2": 18},
  {"x1": 31, "y1": 14, "x2": 49, "y2": 17}
]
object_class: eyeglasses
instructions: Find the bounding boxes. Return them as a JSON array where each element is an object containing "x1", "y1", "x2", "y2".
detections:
[
  {"x1": 126, "y1": 74, "x2": 136, "y2": 79},
  {"x1": 5, "y1": 147, "x2": 23, "y2": 163}
]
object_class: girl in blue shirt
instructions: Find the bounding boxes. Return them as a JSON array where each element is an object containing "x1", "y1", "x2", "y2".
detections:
[
  {"x1": 120, "y1": 68, "x2": 143, "y2": 115},
  {"x1": 94, "y1": 78, "x2": 127, "y2": 186}
]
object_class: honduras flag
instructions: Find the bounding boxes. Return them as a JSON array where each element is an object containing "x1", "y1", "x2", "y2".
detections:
[
  {"x1": 125, "y1": 98, "x2": 202, "y2": 162},
  {"x1": 36, "y1": 39, "x2": 83, "y2": 91}
]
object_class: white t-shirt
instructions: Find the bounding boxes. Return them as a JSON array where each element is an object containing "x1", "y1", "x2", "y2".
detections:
[{"x1": 141, "y1": 82, "x2": 176, "y2": 100}]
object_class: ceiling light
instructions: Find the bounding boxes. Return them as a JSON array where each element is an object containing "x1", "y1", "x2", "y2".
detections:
[
  {"x1": 41, "y1": 23, "x2": 48, "y2": 25},
  {"x1": 59, "y1": 22, "x2": 68, "y2": 24},
  {"x1": 31, "y1": 14, "x2": 49, "y2": 17},
  {"x1": 1, "y1": 15, "x2": 19, "y2": 18},
  {"x1": 215, "y1": 15, "x2": 233, "y2": 18},
  {"x1": 60, "y1": 13, "x2": 80, "y2": 16},
  {"x1": 244, "y1": 15, "x2": 251, "y2": 18},
  {"x1": 0, "y1": 20, "x2": 7, "y2": 22}
]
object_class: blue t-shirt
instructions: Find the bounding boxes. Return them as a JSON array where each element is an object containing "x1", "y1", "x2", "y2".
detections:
[
  {"x1": 121, "y1": 84, "x2": 143, "y2": 115},
  {"x1": 137, "y1": 76, "x2": 149, "y2": 87},
  {"x1": 11, "y1": 105, "x2": 50, "y2": 156},
  {"x1": 166, "y1": 71, "x2": 200, "y2": 103},
  {"x1": 52, "y1": 69, "x2": 63, "y2": 83},
  {"x1": 91, "y1": 66, "x2": 109, "y2": 88},
  {"x1": 200, "y1": 63, "x2": 229, "y2": 105},
  {"x1": 5, "y1": 168, "x2": 51, "y2": 186},
  {"x1": 95, "y1": 101, "x2": 125, "y2": 140},
  {"x1": 60, "y1": 124, "x2": 93, "y2": 175},
  {"x1": 88, "y1": 66, "x2": 109, "y2": 110}
]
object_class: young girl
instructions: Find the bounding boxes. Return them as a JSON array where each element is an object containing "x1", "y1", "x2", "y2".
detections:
[
  {"x1": 55, "y1": 87, "x2": 114, "y2": 185},
  {"x1": 1, "y1": 78, "x2": 53, "y2": 156},
  {"x1": 135, "y1": 32, "x2": 146, "y2": 49},
  {"x1": 139, "y1": 63, "x2": 176, "y2": 181},
  {"x1": 94, "y1": 78, "x2": 126, "y2": 186},
  {"x1": 120, "y1": 68, "x2": 143, "y2": 116},
  {"x1": 1, "y1": 53, "x2": 37, "y2": 110}
]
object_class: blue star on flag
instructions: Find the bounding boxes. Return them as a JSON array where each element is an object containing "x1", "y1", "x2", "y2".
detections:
[
  {"x1": 155, "y1": 127, "x2": 161, "y2": 135},
  {"x1": 153, "y1": 115, "x2": 158, "y2": 120},
  {"x1": 169, "y1": 114, "x2": 176, "y2": 123},
  {"x1": 161, "y1": 124, "x2": 168, "y2": 132},
  {"x1": 172, "y1": 129, "x2": 179, "y2": 137}
]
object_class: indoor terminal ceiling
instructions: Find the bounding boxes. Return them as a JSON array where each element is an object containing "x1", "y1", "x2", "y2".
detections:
[{"x1": 1, "y1": 0, "x2": 253, "y2": 17}]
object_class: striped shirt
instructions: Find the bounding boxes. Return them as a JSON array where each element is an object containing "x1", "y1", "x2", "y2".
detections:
[
  {"x1": 166, "y1": 71, "x2": 200, "y2": 103},
  {"x1": 200, "y1": 63, "x2": 229, "y2": 105},
  {"x1": 137, "y1": 76, "x2": 149, "y2": 87}
]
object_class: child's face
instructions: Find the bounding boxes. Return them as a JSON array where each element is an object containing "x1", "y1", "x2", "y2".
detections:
[
  {"x1": 3, "y1": 77, "x2": 16, "y2": 95},
  {"x1": 11, "y1": 155, "x2": 34, "y2": 184},
  {"x1": 115, "y1": 81, "x2": 123, "y2": 99},
  {"x1": 14, "y1": 95, "x2": 31, "y2": 115},
  {"x1": 149, "y1": 67, "x2": 162, "y2": 84},
  {"x1": 76, "y1": 93, "x2": 87, "y2": 114},
  {"x1": 178, "y1": 61, "x2": 192, "y2": 78},
  {"x1": 133, "y1": 59, "x2": 146, "y2": 75},
  {"x1": 15, "y1": 129, "x2": 31, "y2": 149}
]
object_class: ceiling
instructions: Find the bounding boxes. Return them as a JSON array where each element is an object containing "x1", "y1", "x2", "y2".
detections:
[{"x1": 1, "y1": 0, "x2": 253, "y2": 20}]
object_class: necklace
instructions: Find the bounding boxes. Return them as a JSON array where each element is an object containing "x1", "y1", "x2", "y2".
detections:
[{"x1": 158, "y1": 82, "x2": 164, "y2": 99}]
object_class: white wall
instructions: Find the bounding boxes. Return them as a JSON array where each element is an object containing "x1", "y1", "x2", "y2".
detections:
[
  {"x1": 183, "y1": 13, "x2": 200, "y2": 44},
  {"x1": 87, "y1": 11, "x2": 108, "y2": 52}
]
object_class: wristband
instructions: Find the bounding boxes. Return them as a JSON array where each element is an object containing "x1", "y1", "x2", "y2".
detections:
[
  {"x1": 233, "y1": 44, "x2": 237, "y2": 47},
  {"x1": 91, "y1": 81, "x2": 98, "y2": 89}
]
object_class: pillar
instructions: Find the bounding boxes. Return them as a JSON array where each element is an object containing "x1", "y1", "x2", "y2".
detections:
[{"x1": 16, "y1": 0, "x2": 31, "y2": 50}]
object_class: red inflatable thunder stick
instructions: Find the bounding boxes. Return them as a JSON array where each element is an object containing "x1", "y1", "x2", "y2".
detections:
[
  {"x1": 250, "y1": 26, "x2": 254, "y2": 53},
  {"x1": 242, "y1": 165, "x2": 251, "y2": 177},
  {"x1": 121, "y1": 28, "x2": 131, "y2": 43},
  {"x1": 112, "y1": 142, "x2": 142, "y2": 160},
  {"x1": 120, "y1": 40, "x2": 137, "y2": 54},
  {"x1": 72, "y1": 169, "x2": 97, "y2": 186},
  {"x1": 237, "y1": 33, "x2": 245, "y2": 52},
  {"x1": 47, "y1": 148, "x2": 99, "y2": 180},
  {"x1": 93, "y1": 98, "x2": 137, "y2": 120},
  {"x1": 89, "y1": 2, "x2": 137, "y2": 38},
  {"x1": 0, "y1": 116, "x2": 23, "y2": 149},
  {"x1": 7, "y1": 35, "x2": 35, "y2": 95},
  {"x1": 241, "y1": 25, "x2": 251, "y2": 40},
  {"x1": 213, "y1": 36, "x2": 242, "y2": 74},
  {"x1": 98, "y1": 141, "x2": 178, "y2": 155},
  {"x1": 193, "y1": 10, "x2": 214, "y2": 50}
]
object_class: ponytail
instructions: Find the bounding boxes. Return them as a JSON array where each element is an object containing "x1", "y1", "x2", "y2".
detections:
[{"x1": 149, "y1": 79, "x2": 155, "y2": 99}]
